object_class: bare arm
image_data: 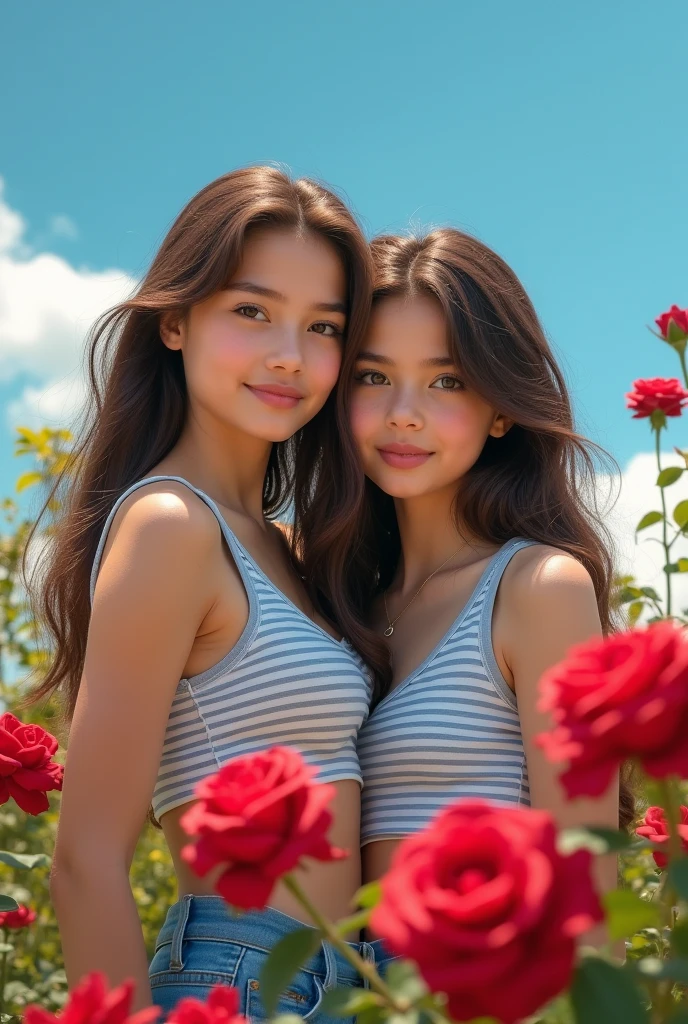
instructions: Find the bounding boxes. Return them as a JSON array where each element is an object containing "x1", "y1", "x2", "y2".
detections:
[
  {"x1": 50, "y1": 489, "x2": 220, "y2": 1006},
  {"x1": 500, "y1": 549, "x2": 619, "y2": 945}
]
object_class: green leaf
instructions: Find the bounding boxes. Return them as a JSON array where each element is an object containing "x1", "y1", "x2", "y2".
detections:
[
  {"x1": 657, "y1": 466, "x2": 684, "y2": 487},
  {"x1": 558, "y1": 826, "x2": 636, "y2": 856},
  {"x1": 602, "y1": 889, "x2": 660, "y2": 940},
  {"x1": 668, "y1": 859, "x2": 688, "y2": 901},
  {"x1": 353, "y1": 880, "x2": 382, "y2": 909},
  {"x1": 628, "y1": 600, "x2": 644, "y2": 625},
  {"x1": 0, "y1": 895, "x2": 18, "y2": 912},
  {"x1": 634, "y1": 957, "x2": 688, "y2": 984},
  {"x1": 671, "y1": 918, "x2": 688, "y2": 957},
  {"x1": 674, "y1": 500, "x2": 688, "y2": 529},
  {"x1": 0, "y1": 851, "x2": 51, "y2": 870},
  {"x1": 321, "y1": 987, "x2": 382, "y2": 1018},
  {"x1": 270, "y1": 1017, "x2": 307, "y2": 1024},
  {"x1": 636, "y1": 511, "x2": 663, "y2": 531},
  {"x1": 385, "y1": 959, "x2": 428, "y2": 1003},
  {"x1": 640, "y1": 586, "x2": 660, "y2": 600},
  {"x1": 666, "y1": 320, "x2": 688, "y2": 350},
  {"x1": 258, "y1": 927, "x2": 320, "y2": 1017},
  {"x1": 15, "y1": 471, "x2": 43, "y2": 493},
  {"x1": 570, "y1": 958, "x2": 648, "y2": 1024}
]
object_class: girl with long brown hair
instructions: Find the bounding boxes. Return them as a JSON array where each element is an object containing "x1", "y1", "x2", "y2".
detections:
[
  {"x1": 34, "y1": 166, "x2": 377, "y2": 1018},
  {"x1": 299, "y1": 227, "x2": 631, "y2": 953}
]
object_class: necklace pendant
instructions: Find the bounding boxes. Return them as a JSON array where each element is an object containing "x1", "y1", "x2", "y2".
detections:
[{"x1": 384, "y1": 625, "x2": 394, "y2": 637}]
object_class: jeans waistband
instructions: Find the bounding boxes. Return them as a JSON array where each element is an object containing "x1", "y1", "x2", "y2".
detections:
[{"x1": 157, "y1": 895, "x2": 374, "y2": 986}]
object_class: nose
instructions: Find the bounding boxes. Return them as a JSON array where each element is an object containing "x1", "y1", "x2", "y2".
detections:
[
  {"x1": 386, "y1": 389, "x2": 424, "y2": 431},
  {"x1": 265, "y1": 329, "x2": 304, "y2": 374}
]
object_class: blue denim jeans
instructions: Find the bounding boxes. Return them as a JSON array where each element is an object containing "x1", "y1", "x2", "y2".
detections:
[{"x1": 149, "y1": 895, "x2": 376, "y2": 1022}]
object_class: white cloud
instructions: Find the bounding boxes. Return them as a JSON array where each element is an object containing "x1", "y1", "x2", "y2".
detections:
[
  {"x1": 49, "y1": 214, "x2": 78, "y2": 240},
  {"x1": 600, "y1": 450, "x2": 688, "y2": 617},
  {"x1": 0, "y1": 178, "x2": 136, "y2": 429}
]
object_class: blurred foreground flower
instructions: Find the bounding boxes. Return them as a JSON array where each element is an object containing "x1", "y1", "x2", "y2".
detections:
[
  {"x1": 537, "y1": 621, "x2": 688, "y2": 798},
  {"x1": 24, "y1": 972, "x2": 158, "y2": 1024},
  {"x1": 181, "y1": 746, "x2": 346, "y2": 909},
  {"x1": 167, "y1": 985, "x2": 248, "y2": 1024},
  {"x1": 371, "y1": 799, "x2": 602, "y2": 1024}
]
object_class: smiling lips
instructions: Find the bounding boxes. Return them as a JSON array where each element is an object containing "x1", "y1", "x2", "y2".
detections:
[
  {"x1": 245, "y1": 383, "x2": 304, "y2": 409},
  {"x1": 377, "y1": 443, "x2": 433, "y2": 469}
]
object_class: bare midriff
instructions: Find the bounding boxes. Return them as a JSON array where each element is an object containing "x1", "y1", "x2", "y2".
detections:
[
  {"x1": 162, "y1": 779, "x2": 363, "y2": 929},
  {"x1": 362, "y1": 838, "x2": 403, "y2": 941}
]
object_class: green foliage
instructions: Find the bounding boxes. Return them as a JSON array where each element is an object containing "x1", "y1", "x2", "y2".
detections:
[{"x1": 0, "y1": 427, "x2": 176, "y2": 1020}]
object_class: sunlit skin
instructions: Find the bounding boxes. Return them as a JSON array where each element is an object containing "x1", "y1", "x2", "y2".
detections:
[
  {"x1": 51, "y1": 227, "x2": 363, "y2": 1007},
  {"x1": 350, "y1": 293, "x2": 619, "y2": 947}
]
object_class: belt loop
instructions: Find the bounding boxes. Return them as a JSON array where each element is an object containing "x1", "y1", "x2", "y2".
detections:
[
  {"x1": 169, "y1": 894, "x2": 193, "y2": 972},
  {"x1": 359, "y1": 941, "x2": 375, "y2": 990},
  {"x1": 322, "y1": 939, "x2": 338, "y2": 992}
]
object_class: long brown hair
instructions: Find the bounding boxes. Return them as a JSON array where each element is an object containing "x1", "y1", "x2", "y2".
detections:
[
  {"x1": 300, "y1": 227, "x2": 636, "y2": 826},
  {"x1": 30, "y1": 166, "x2": 373, "y2": 719}
]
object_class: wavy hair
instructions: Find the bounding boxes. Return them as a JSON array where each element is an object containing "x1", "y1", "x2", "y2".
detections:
[
  {"x1": 30, "y1": 166, "x2": 373, "y2": 717},
  {"x1": 299, "y1": 227, "x2": 635, "y2": 826}
]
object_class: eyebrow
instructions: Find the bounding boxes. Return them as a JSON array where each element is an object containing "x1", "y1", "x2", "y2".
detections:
[
  {"x1": 356, "y1": 350, "x2": 456, "y2": 368},
  {"x1": 228, "y1": 281, "x2": 347, "y2": 315}
]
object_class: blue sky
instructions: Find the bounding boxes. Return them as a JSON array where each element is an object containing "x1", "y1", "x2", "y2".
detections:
[{"x1": 1, "y1": 0, "x2": 687, "y2": 506}]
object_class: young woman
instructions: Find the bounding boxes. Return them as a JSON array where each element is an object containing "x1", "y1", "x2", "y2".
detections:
[
  {"x1": 300, "y1": 228, "x2": 633, "y2": 954},
  {"x1": 33, "y1": 166, "x2": 378, "y2": 1018}
]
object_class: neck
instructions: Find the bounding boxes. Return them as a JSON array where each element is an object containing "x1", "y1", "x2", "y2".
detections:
[
  {"x1": 160, "y1": 400, "x2": 273, "y2": 524},
  {"x1": 392, "y1": 485, "x2": 491, "y2": 595}
]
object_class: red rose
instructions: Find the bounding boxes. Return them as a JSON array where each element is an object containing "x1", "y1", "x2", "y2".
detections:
[
  {"x1": 0, "y1": 713, "x2": 64, "y2": 815},
  {"x1": 537, "y1": 622, "x2": 688, "y2": 799},
  {"x1": 181, "y1": 746, "x2": 347, "y2": 909},
  {"x1": 372, "y1": 800, "x2": 602, "y2": 1024},
  {"x1": 167, "y1": 985, "x2": 247, "y2": 1024},
  {"x1": 24, "y1": 973, "x2": 158, "y2": 1024},
  {"x1": 625, "y1": 377, "x2": 688, "y2": 419},
  {"x1": 636, "y1": 805, "x2": 688, "y2": 868},
  {"x1": 0, "y1": 903, "x2": 36, "y2": 929},
  {"x1": 656, "y1": 305, "x2": 688, "y2": 341}
]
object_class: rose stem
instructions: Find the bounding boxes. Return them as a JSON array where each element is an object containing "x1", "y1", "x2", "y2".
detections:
[
  {"x1": 0, "y1": 926, "x2": 8, "y2": 1021},
  {"x1": 654, "y1": 424, "x2": 672, "y2": 617},
  {"x1": 282, "y1": 874, "x2": 405, "y2": 1011}
]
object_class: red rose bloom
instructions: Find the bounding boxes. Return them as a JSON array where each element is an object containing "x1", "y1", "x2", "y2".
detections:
[
  {"x1": 181, "y1": 746, "x2": 347, "y2": 909},
  {"x1": 0, "y1": 713, "x2": 64, "y2": 815},
  {"x1": 24, "y1": 973, "x2": 158, "y2": 1024},
  {"x1": 371, "y1": 800, "x2": 602, "y2": 1024},
  {"x1": 0, "y1": 903, "x2": 37, "y2": 929},
  {"x1": 636, "y1": 805, "x2": 688, "y2": 868},
  {"x1": 656, "y1": 305, "x2": 688, "y2": 341},
  {"x1": 537, "y1": 622, "x2": 688, "y2": 799},
  {"x1": 625, "y1": 377, "x2": 688, "y2": 419},
  {"x1": 167, "y1": 985, "x2": 247, "y2": 1024}
]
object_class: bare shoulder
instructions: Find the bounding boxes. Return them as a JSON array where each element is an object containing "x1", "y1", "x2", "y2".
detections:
[
  {"x1": 107, "y1": 481, "x2": 220, "y2": 553},
  {"x1": 503, "y1": 543, "x2": 599, "y2": 620}
]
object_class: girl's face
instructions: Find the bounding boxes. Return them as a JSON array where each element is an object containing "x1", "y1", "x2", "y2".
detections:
[
  {"x1": 162, "y1": 226, "x2": 347, "y2": 442},
  {"x1": 350, "y1": 293, "x2": 511, "y2": 500}
]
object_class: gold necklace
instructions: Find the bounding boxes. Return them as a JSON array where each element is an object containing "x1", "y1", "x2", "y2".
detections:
[{"x1": 382, "y1": 547, "x2": 462, "y2": 637}]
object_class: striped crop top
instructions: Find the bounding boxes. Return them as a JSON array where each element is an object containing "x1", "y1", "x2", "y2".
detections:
[
  {"x1": 358, "y1": 537, "x2": 538, "y2": 844},
  {"x1": 90, "y1": 476, "x2": 373, "y2": 820}
]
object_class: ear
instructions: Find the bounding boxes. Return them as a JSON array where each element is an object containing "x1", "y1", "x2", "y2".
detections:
[
  {"x1": 160, "y1": 312, "x2": 184, "y2": 352},
  {"x1": 489, "y1": 411, "x2": 513, "y2": 438}
]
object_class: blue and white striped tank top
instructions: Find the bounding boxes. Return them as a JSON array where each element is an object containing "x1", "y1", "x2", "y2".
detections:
[
  {"x1": 358, "y1": 538, "x2": 537, "y2": 844},
  {"x1": 90, "y1": 476, "x2": 373, "y2": 820}
]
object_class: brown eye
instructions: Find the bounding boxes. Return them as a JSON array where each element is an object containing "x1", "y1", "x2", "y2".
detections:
[
  {"x1": 431, "y1": 375, "x2": 464, "y2": 391},
  {"x1": 356, "y1": 370, "x2": 389, "y2": 386},
  {"x1": 235, "y1": 304, "x2": 267, "y2": 320},
  {"x1": 309, "y1": 322, "x2": 341, "y2": 337}
]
